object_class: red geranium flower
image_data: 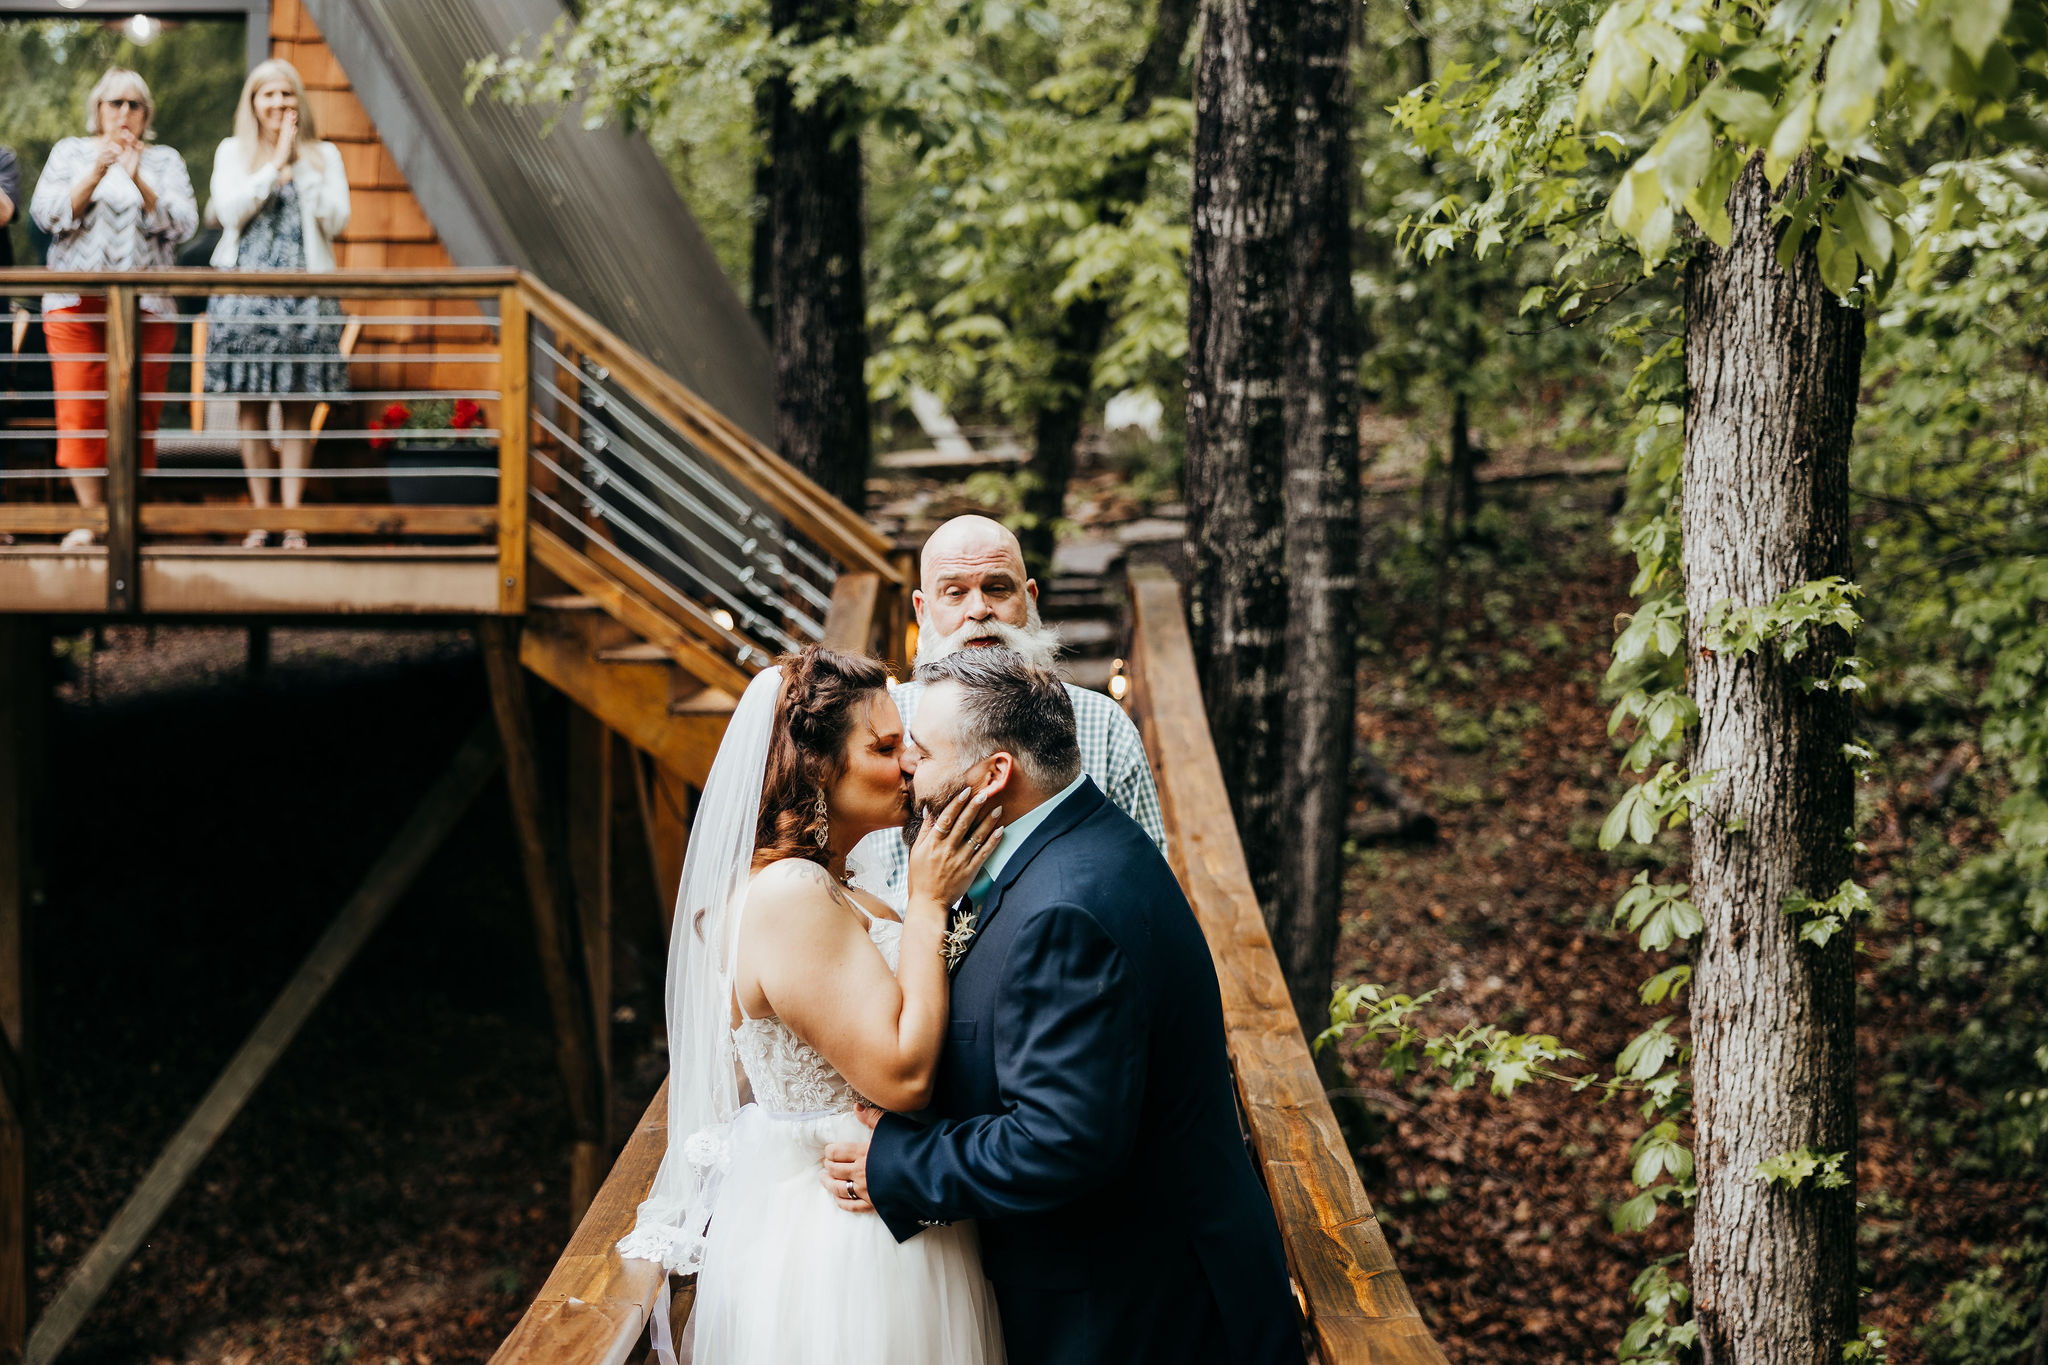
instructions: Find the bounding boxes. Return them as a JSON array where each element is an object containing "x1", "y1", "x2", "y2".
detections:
[{"x1": 451, "y1": 398, "x2": 486, "y2": 430}]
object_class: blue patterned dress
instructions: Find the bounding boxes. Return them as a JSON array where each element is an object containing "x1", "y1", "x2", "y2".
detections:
[{"x1": 204, "y1": 178, "x2": 349, "y2": 395}]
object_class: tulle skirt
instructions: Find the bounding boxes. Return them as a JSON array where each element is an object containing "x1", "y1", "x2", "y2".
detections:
[{"x1": 691, "y1": 1105, "x2": 1006, "y2": 1365}]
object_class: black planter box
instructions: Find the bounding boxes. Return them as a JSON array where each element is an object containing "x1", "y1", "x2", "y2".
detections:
[{"x1": 384, "y1": 444, "x2": 499, "y2": 506}]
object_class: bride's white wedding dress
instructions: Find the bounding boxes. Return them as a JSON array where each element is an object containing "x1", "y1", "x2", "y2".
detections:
[{"x1": 688, "y1": 893, "x2": 1006, "y2": 1364}]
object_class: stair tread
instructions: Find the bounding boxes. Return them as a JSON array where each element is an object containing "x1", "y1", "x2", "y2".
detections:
[
  {"x1": 596, "y1": 642, "x2": 674, "y2": 664},
  {"x1": 672, "y1": 687, "x2": 739, "y2": 716},
  {"x1": 530, "y1": 594, "x2": 604, "y2": 613}
]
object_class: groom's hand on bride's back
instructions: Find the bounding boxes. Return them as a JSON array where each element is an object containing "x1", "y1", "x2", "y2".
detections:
[{"x1": 822, "y1": 1119, "x2": 879, "y2": 1214}]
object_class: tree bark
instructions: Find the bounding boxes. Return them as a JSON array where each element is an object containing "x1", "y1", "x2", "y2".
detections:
[
  {"x1": 1682, "y1": 155, "x2": 1863, "y2": 1365},
  {"x1": 1275, "y1": 0, "x2": 1360, "y2": 1040},
  {"x1": 766, "y1": 0, "x2": 871, "y2": 511},
  {"x1": 1186, "y1": 0, "x2": 1297, "y2": 909},
  {"x1": 1018, "y1": 0, "x2": 1200, "y2": 579}
]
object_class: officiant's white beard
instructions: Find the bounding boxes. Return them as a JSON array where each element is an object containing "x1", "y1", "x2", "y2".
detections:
[{"x1": 914, "y1": 602, "x2": 1061, "y2": 670}]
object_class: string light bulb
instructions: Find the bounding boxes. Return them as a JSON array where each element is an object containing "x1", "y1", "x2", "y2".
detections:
[
  {"x1": 1108, "y1": 658, "x2": 1129, "y2": 702},
  {"x1": 712, "y1": 609, "x2": 736, "y2": 631},
  {"x1": 124, "y1": 13, "x2": 160, "y2": 42}
]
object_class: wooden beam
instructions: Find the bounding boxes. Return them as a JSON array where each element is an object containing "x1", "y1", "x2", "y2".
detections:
[
  {"x1": 23, "y1": 720, "x2": 503, "y2": 1365},
  {"x1": 566, "y1": 707, "x2": 614, "y2": 1150},
  {"x1": 103, "y1": 287, "x2": 140, "y2": 615},
  {"x1": 632, "y1": 755, "x2": 689, "y2": 940},
  {"x1": 497, "y1": 287, "x2": 532, "y2": 614},
  {"x1": 821, "y1": 572, "x2": 881, "y2": 654},
  {"x1": 606, "y1": 732, "x2": 670, "y2": 1005},
  {"x1": 477, "y1": 618, "x2": 609, "y2": 1224},
  {"x1": 5, "y1": 268, "x2": 520, "y2": 297},
  {"x1": 0, "y1": 619, "x2": 43, "y2": 1365},
  {"x1": 1124, "y1": 566, "x2": 1448, "y2": 1365},
  {"x1": 485, "y1": 1083, "x2": 675, "y2": 1365},
  {"x1": 0, "y1": 506, "x2": 495, "y2": 538}
]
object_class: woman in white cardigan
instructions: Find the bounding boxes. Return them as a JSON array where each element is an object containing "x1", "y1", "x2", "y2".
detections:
[{"x1": 206, "y1": 59, "x2": 350, "y2": 548}]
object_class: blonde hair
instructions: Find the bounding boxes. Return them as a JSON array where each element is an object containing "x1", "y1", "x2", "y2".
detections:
[
  {"x1": 85, "y1": 67, "x2": 154, "y2": 136},
  {"x1": 232, "y1": 59, "x2": 319, "y2": 169}
]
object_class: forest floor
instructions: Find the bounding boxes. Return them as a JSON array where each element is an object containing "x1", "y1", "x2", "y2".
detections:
[
  {"x1": 22, "y1": 474, "x2": 2034, "y2": 1364},
  {"x1": 1332, "y1": 479, "x2": 2036, "y2": 1363},
  {"x1": 30, "y1": 627, "x2": 668, "y2": 1365}
]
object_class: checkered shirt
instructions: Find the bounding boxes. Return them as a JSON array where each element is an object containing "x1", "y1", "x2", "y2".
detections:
[{"x1": 849, "y1": 679, "x2": 1167, "y2": 909}]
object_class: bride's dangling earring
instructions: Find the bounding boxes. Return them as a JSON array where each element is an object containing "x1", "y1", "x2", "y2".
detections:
[{"x1": 814, "y1": 788, "x2": 832, "y2": 852}]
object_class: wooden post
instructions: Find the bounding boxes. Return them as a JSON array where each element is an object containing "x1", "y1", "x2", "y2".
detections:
[
  {"x1": 566, "y1": 707, "x2": 614, "y2": 1150},
  {"x1": 888, "y1": 550, "x2": 916, "y2": 676},
  {"x1": 103, "y1": 287, "x2": 141, "y2": 615},
  {"x1": 24, "y1": 721, "x2": 503, "y2": 1365},
  {"x1": 497, "y1": 287, "x2": 531, "y2": 615},
  {"x1": 477, "y1": 618, "x2": 607, "y2": 1221},
  {"x1": 0, "y1": 619, "x2": 43, "y2": 1365},
  {"x1": 607, "y1": 734, "x2": 669, "y2": 993},
  {"x1": 632, "y1": 753, "x2": 690, "y2": 939}
]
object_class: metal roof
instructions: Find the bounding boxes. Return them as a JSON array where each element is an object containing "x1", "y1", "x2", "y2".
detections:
[{"x1": 304, "y1": 0, "x2": 777, "y2": 442}]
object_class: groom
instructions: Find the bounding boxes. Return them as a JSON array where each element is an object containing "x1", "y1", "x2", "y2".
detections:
[{"x1": 822, "y1": 649, "x2": 1303, "y2": 1365}]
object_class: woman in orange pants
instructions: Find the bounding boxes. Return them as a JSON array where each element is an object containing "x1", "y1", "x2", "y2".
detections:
[{"x1": 28, "y1": 68, "x2": 196, "y2": 546}]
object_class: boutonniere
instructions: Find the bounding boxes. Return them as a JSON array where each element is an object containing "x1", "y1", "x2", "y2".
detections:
[{"x1": 942, "y1": 904, "x2": 979, "y2": 973}]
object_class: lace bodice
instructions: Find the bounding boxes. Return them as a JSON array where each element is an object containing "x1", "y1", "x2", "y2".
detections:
[{"x1": 732, "y1": 913, "x2": 903, "y2": 1115}]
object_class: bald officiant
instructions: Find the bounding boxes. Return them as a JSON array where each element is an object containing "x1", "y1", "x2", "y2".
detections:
[{"x1": 849, "y1": 515, "x2": 1165, "y2": 906}]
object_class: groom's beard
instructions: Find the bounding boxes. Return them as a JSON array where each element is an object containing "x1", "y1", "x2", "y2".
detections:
[
  {"x1": 902, "y1": 765, "x2": 972, "y2": 848},
  {"x1": 914, "y1": 603, "x2": 1061, "y2": 670}
]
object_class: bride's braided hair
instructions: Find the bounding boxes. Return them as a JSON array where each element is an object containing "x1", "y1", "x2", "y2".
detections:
[{"x1": 753, "y1": 645, "x2": 891, "y2": 871}]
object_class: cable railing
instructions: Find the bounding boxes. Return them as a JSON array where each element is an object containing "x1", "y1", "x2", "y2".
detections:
[{"x1": 0, "y1": 269, "x2": 913, "y2": 660}]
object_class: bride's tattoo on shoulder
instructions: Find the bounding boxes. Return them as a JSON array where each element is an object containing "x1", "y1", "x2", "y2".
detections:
[{"x1": 786, "y1": 858, "x2": 855, "y2": 910}]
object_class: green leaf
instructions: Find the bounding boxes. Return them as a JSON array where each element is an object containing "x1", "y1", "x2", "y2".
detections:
[
  {"x1": 1654, "y1": 104, "x2": 1714, "y2": 204},
  {"x1": 1816, "y1": 0, "x2": 1883, "y2": 149},
  {"x1": 1766, "y1": 90, "x2": 1816, "y2": 188},
  {"x1": 1953, "y1": 0, "x2": 2012, "y2": 64}
]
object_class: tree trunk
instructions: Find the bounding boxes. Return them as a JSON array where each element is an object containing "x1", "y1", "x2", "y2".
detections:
[
  {"x1": 766, "y1": 0, "x2": 871, "y2": 511},
  {"x1": 1186, "y1": 0, "x2": 1297, "y2": 909},
  {"x1": 1683, "y1": 155, "x2": 1863, "y2": 1365},
  {"x1": 1275, "y1": 0, "x2": 1359, "y2": 1040},
  {"x1": 1018, "y1": 0, "x2": 1200, "y2": 579},
  {"x1": 749, "y1": 87, "x2": 776, "y2": 343}
]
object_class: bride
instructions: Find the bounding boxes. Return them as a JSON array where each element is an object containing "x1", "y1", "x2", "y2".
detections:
[{"x1": 618, "y1": 646, "x2": 1009, "y2": 1364}]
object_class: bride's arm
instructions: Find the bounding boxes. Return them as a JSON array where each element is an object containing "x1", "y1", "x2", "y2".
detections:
[{"x1": 751, "y1": 789, "x2": 1001, "y2": 1111}]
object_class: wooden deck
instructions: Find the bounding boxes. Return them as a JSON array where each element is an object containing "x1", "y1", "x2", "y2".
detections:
[{"x1": 0, "y1": 544, "x2": 502, "y2": 616}]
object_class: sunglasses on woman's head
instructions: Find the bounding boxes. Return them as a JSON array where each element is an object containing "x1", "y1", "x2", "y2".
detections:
[{"x1": 103, "y1": 98, "x2": 145, "y2": 111}]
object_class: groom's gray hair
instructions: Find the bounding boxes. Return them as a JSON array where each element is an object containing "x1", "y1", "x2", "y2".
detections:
[{"x1": 915, "y1": 649, "x2": 1082, "y2": 792}]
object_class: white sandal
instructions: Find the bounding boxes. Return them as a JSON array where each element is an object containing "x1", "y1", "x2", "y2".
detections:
[
  {"x1": 242, "y1": 529, "x2": 270, "y2": 549},
  {"x1": 281, "y1": 530, "x2": 309, "y2": 550},
  {"x1": 60, "y1": 527, "x2": 95, "y2": 549}
]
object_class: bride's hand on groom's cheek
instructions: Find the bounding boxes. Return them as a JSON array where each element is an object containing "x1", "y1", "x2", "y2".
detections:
[{"x1": 821, "y1": 1129, "x2": 876, "y2": 1214}]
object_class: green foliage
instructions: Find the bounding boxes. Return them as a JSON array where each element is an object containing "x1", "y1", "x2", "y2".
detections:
[
  {"x1": 1780, "y1": 878, "x2": 1873, "y2": 948},
  {"x1": 1925, "y1": 1242, "x2": 2046, "y2": 1365},
  {"x1": 1753, "y1": 1145, "x2": 1852, "y2": 1189},
  {"x1": 472, "y1": 0, "x2": 1194, "y2": 444}
]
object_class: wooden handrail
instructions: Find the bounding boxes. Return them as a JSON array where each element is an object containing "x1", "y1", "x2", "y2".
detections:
[
  {"x1": 1124, "y1": 565, "x2": 1449, "y2": 1364},
  {"x1": 514, "y1": 275, "x2": 906, "y2": 587},
  {"x1": 487, "y1": 1083, "x2": 674, "y2": 1365},
  {"x1": 0, "y1": 268, "x2": 520, "y2": 297}
]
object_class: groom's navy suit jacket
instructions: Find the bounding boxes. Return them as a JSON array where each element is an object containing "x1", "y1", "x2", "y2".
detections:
[{"x1": 868, "y1": 779, "x2": 1302, "y2": 1365}]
